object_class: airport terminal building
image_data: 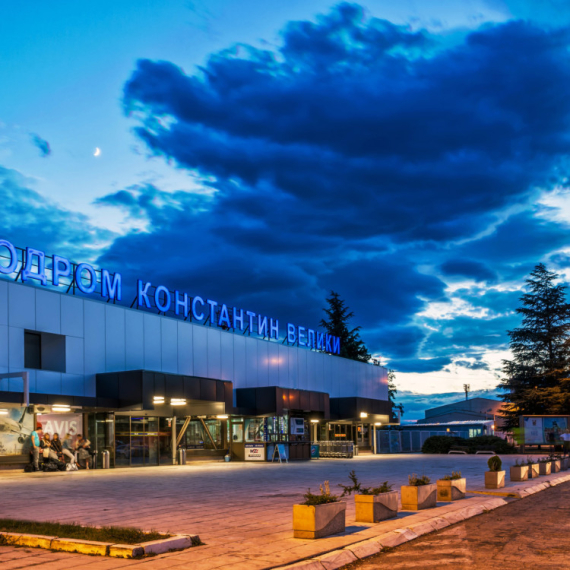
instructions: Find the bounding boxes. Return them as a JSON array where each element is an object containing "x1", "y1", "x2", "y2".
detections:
[{"x1": 0, "y1": 239, "x2": 393, "y2": 467}]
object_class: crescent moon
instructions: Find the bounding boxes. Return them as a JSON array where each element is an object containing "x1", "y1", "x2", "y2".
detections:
[{"x1": 94, "y1": 147, "x2": 101, "y2": 157}]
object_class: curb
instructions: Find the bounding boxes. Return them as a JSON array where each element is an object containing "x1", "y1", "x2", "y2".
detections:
[
  {"x1": 0, "y1": 531, "x2": 200, "y2": 558},
  {"x1": 278, "y1": 473, "x2": 570, "y2": 570}
]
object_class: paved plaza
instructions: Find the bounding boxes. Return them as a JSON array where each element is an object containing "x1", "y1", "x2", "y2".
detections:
[
  {"x1": 348, "y1": 479, "x2": 570, "y2": 569},
  {"x1": 0, "y1": 454, "x2": 557, "y2": 568}
]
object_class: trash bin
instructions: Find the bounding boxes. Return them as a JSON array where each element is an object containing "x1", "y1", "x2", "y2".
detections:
[
  {"x1": 354, "y1": 445, "x2": 358, "y2": 457},
  {"x1": 101, "y1": 450, "x2": 110, "y2": 469},
  {"x1": 178, "y1": 448, "x2": 187, "y2": 465},
  {"x1": 310, "y1": 444, "x2": 320, "y2": 459}
]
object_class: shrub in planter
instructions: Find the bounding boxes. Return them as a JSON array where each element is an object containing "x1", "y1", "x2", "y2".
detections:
[
  {"x1": 510, "y1": 459, "x2": 529, "y2": 482},
  {"x1": 437, "y1": 471, "x2": 466, "y2": 501},
  {"x1": 538, "y1": 458, "x2": 552, "y2": 476},
  {"x1": 421, "y1": 436, "x2": 467, "y2": 454},
  {"x1": 401, "y1": 474, "x2": 436, "y2": 510},
  {"x1": 549, "y1": 455, "x2": 562, "y2": 473},
  {"x1": 339, "y1": 471, "x2": 398, "y2": 523},
  {"x1": 293, "y1": 481, "x2": 346, "y2": 539},
  {"x1": 485, "y1": 456, "x2": 505, "y2": 489},
  {"x1": 526, "y1": 457, "x2": 539, "y2": 479}
]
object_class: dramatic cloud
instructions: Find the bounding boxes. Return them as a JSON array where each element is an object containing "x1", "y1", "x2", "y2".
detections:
[{"x1": 91, "y1": 3, "x2": 570, "y2": 375}]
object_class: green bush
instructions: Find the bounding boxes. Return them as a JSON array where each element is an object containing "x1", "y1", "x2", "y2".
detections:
[
  {"x1": 421, "y1": 434, "x2": 516, "y2": 455},
  {"x1": 421, "y1": 436, "x2": 467, "y2": 454},
  {"x1": 408, "y1": 473, "x2": 431, "y2": 486},
  {"x1": 488, "y1": 456, "x2": 502, "y2": 472},
  {"x1": 441, "y1": 471, "x2": 462, "y2": 480},
  {"x1": 465, "y1": 435, "x2": 516, "y2": 454},
  {"x1": 303, "y1": 481, "x2": 339, "y2": 505}
]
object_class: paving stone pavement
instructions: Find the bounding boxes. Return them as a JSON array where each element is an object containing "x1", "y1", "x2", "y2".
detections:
[
  {"x1": 0, "y1": 454, "x2": 558, "y2": 569},
  {"x1": 344, "y1": 479, "x2": 570, "y2": 570}
]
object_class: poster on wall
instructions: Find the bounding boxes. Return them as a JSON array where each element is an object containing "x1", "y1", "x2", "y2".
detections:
[
  {"x1": 523, "y1": 417, "x2": 544, "y2": 444},
  {"x1": 290, "y1": 418, "x2": 305, "y2": 436},
  {"x1": 543, "y1": 418, "x2": 568, "y2": 444},
  {"x1": 37, "y1": 414, "x2": 82, "y2": 439},
  {"x1": 244, "y1": 444, "x2": 265, "y2": 461},
  {"x1": 0, "y1": 406, "x2": 34, "y2": 456}
]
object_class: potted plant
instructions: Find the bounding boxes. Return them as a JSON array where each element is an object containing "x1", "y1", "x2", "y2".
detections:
[
  {"x1": 401, "y1": 474, "x2": 436, "y2": 510},
  {"x1": 485, "y1": 456, "x2": 505, "y2": 489},
  {"x1": 526, "y1": 457, "x2": 539, "y2": 479},
  {"x1": 293, "y1": 481, "x2": 346, "y2": 539},
  {"x1": 436, "y1": 471, "x2": 466, "y2": 501},
  {"x1": 339, "y1": 470, "x2": 398, "y2": 523},
  {"x1": 510, "y1": 459, "x2": 529, "y2": 482},
  {"x1": 538, "y1": 457, "x2": 552, "y2": 476},
  {"x1": 549, "y1": 454, "x2": 562, "y2": 473}
]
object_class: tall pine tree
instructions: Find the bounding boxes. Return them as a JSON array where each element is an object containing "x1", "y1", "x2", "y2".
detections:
[
  {"x1": 388, "y1": 369, "x2": 404, "y2": 417},
  {"x1": 320, "y1": 291, "x2": 371, "y2": 362},
  {"x1": 501, "y1": 264, "x2": 570, "y2": 429}
]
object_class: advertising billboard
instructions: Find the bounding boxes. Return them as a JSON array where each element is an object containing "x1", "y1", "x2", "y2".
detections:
[
  {"x1": 0, "y1": 406, "x2": 34, "y2": 456},
  {"x1": 37, "y1": 413, "x2": 82, "y2": 439},
  {"x1": 522, "y1": 416, "x2": 569, "y2": 444}
]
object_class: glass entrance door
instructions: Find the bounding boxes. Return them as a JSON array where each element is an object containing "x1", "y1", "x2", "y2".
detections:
[{"x1": 114, "y1": 416, "x2": 159, "y2": 467}]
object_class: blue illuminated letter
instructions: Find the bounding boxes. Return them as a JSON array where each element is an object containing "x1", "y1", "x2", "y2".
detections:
[
  {"x1": 287, "y1": 323, "x2": 296, "y2": 344},
  {"x1": 175, "y1": 291, "x2": 189, "y2": 317},
  {"x1": 233, "y1": 307, "x2": 244, "y2": 331},
  {"x1": 332, "y1": 336, "x2": 340, "y2": 355},
  {"x1": 206, "y1": 299, "x2": 218, "y2": 323},
  {"x1": 246, "y1": 310, "x2": 256, "y2": 332},
  {"x1": 308, "y1": 329, "x2": 315, "y2": 349},
  {"x1": 75, "y1": 263, "x2": 97, "y2": 294},
  {"x1": 154, "y1": 285, "x2": 171, "y2": 313},
  {"x1": 317, "y1": 332, "x2": 325, "y2": 351},
  {"x1": 0, "y1": 239, "x2": 17, "y2": 274},
  {"x1": 52, "y1": 255, "x2": 71, "y2": 286},
  {"x1": 102, "y1": 269, "x2": 122, "y2": 301},
  {"x1": 258, "y1": 315, "x2": 268, "y2": 337},
  {"x1": 325, "y1": 334, "x2": 332, "y2": 352},
  {"x1": 270, "y1": 318, "x2": 279, "y2": 340},
  {"x1": 22, "y1": 247, "x2": 47, "y2": 286},
  {"x1": 298, "y1": 326, "x2": 306, "y2": 346},
  {"x1": 138, "y1": 280, "x2": 152, "y2": 308},
  {"x1": 192, "y1": 296, "x2": 205, "y2": 321},
  {"x1": 218, "y1": 303, "x2": 231, "y2": 328}
]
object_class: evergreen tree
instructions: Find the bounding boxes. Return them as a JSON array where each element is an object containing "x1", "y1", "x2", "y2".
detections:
[
  {"x1": 320, "y1": 291, "x2": 371, "y2": 362},
  {"x1": 388, "y1": 369, "x2": 404, "y2": 417},
  {"x1": 500, "y1": 263, "x2": 570, "y2": 430}
]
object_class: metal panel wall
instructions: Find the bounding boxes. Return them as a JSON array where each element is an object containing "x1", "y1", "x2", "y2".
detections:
[{"x1": 0, "y1": 281, "x2": 390, "y2": 405}]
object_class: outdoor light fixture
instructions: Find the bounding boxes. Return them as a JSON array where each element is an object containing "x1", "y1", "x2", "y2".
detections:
[
  {"x1": 216, "y1": 415, "x2": 229, "y2": 419},
  {"x1": 360, "y1": 412, "x2": 368, "y2": 418},
  {"x1": 310, "y1": 419, "x2": 319, "y2": 423},
  {"x1": 170, "y1": 398, "x2": 186, "y2": 406},
  {"x1": 153, "y1": 396, "x2": 165, "y2": 404},
  {"x1": 52, "y1": 405, "x2": 71, "y2": 412},
  {"x1": 0, "y1": 409, "x2": 8, "y2": 415},
  {"x1": 374, "y1": 422, "x2": 382, "y2": 426}
]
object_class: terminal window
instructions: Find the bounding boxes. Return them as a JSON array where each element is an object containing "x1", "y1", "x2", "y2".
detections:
[{"x1": 24, "y1": 331, "x2": 66, "y2": 373}]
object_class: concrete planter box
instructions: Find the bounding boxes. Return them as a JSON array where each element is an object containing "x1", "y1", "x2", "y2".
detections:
[
  {"x1": 551, "y1": 460, "x2": 561, "y2": 473},
  {"x1": 436, "y1": 478, "x2": 466, "y2": 501},
  {"x1": 485, "y1": 471, "x2": 505, "y2": 489},
  {"x1": 293, "y1": 502, "x2": 346, "y2": 539},
  {"x1": 528, "y1": 464, "x2": 539, "y2": 479},
  {"x1": 539, "y1": 462, "x2": 552, "y2": 476},
  {"x1": 354, "y1": 491, "x2": 398, "y2": 523},
  {"x1": 510, "y1": 465, "x2": 529, "y2": 482},
  {"x1": 401, "y1": 484, "x2": 437, "y2": 510}
]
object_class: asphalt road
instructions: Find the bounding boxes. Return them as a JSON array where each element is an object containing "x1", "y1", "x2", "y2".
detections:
[{"x1": 344, "y1": 481, "x2": 570, "y2": 570}]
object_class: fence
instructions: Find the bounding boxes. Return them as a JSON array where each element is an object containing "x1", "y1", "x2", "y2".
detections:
[
  {"x1": 377, "y1": 430, "x2": 470, "y2": 453},
  {"x1": 317, "y1": 441, "x2": 354, "y2": 458}
]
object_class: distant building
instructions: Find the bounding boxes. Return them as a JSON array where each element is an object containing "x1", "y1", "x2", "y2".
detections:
[{"x1": 416, "y1": 397, "x2": 504, "y2": 428}]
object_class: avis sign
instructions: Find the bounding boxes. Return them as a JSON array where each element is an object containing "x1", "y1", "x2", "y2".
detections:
[{"x1": 38, "y1": 414, "x2": 82, "y2": 437}]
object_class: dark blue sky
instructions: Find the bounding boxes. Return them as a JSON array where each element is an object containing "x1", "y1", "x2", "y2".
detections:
[{"x1": 2, "y1": 1, "x2": 570, "y2": 409}]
